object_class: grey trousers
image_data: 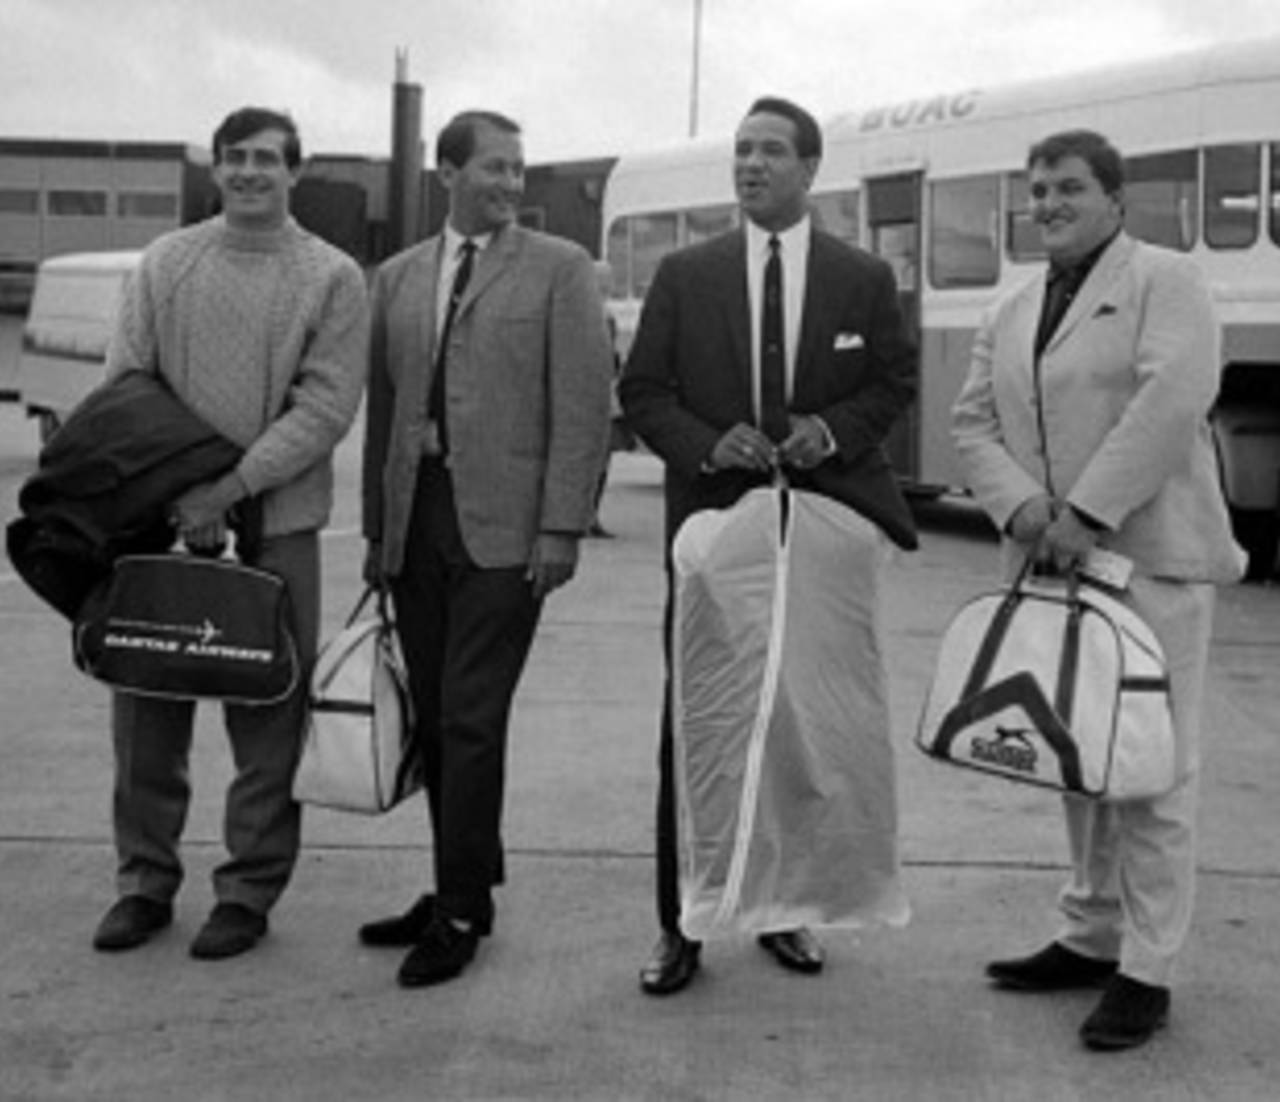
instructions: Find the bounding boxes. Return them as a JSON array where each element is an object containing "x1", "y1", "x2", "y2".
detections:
[{"x1": 109, "y1": 531, "x2": 320, "y2": 914}]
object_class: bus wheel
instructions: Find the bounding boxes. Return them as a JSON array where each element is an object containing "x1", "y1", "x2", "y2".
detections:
[
  {"x1": 35, "y1": 410, "x2": 61, "y2": 444},
  {"x1": 1230, "y1": 507, "x2": 1279, "y2": 582}
]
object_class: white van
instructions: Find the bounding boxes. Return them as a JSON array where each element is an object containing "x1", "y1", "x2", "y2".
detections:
[{"x1": 18, "y1": 250, "x2": 141, "y2": 441}]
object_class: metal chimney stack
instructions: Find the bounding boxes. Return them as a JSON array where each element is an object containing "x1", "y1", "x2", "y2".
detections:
[{"x1": 387, "y1": 48, "x2": 424, "y2": 253}]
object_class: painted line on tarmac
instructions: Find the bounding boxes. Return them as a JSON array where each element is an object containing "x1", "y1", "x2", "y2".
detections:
[{"x1": 0, "y1": 836, "x2": 1275, "y2": 882}]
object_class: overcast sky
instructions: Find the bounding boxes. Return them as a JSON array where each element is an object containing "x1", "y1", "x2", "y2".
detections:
[{"x1": 3, "y1": 0, "x2": 1280, "y2": 164}]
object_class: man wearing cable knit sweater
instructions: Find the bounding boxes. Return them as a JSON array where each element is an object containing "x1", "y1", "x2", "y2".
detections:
[{"x1": 91, "y1": 107, "x2": 369, "y2": 961}]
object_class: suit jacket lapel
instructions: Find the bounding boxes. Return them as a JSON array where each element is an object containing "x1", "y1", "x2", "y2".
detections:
[
  {"x1": 1017, "y1": 278, "x2": 1045, "y2": 369},
  {"x1": 455, "y1": 225, "x2": 518, "y2": 321},
  {"x1": 794, "y1": 230, "x2": 829, "y2": 388},
  {"x1": 1043, "y1": 233, "x2": 1133, "y2": 355},
  {"x1": 412, "y1": 237, "x2": 445, "y2": 369},
  {"x1": 720, "y1": 230, "x2": 752, "y2": 390}
]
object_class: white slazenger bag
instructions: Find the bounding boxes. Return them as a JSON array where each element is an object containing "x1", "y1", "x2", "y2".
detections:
[
  {"x1": 293, "y1": 588, "x2": 421, "y2": 814},
  {"x1": 917, "y1": 565, "x2": 1175, "y2": 801},
  {"x1": 673, "y1": 484, "x2": 909, "y2": 940}
]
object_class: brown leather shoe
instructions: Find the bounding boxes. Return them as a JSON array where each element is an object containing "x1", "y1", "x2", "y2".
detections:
[
  {"x1": 92, "y1": 895, "x2": 173, "y2": 952},
  {"x1": 986, "y1": 942, "x2": 1118, "y2": 991},
  {"x1": 758, "y1": 928, "x2": 824, "y2": 974},
  {"x1": 639, "y1": 931, "x2": 701, "y2": 995},
  {"x1": 1080, "y1": 975, "x2": 1170, "y2": 1051}
]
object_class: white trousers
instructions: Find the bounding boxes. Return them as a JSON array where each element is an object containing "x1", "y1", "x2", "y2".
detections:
[{"x1": 1056, "y1": 576, "x2": 1215, "y2": 988}]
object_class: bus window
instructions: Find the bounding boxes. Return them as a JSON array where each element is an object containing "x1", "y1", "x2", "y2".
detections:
[
  {"x1": 1124, "y1": 150, "x2": 1197, "y2": 251},
  {"x1": 686, "y1": 204, "x2": 735, "y2": 245},
  {"x1": 1005, "y1": 173, "x2": 1045, "y2": 262},
  {"x1": 1205, "y1": 144, "x2": 1260, "y2": 250},
  {"x1": 1269, "y1": 144, "x2": 1280, "y2": 247},
  {"x1": 47, "y1": 189, "x2": 108, "y2": 217},
  {"x1": 928, "y1": 174, "x2": 999, "y2": 288},
  {"x1": 605, "y1": 219, "x2": 630, "y2": 296},
  {"x1": 631, "y1": 212, "x2": 678, "y2": 297},
  {"x1": 811, "y1": 189, "x2": 860, "y2": 247},
  {"x1": 0, "y1": 188, "x2": 39, "y2": 214},
  {"x1": 117, "y1": 192, "x2": 180, "y2": 219}
]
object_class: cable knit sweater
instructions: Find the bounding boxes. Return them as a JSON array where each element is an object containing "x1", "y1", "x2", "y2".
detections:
[{"x1": 106, "y1": 215, "x2": 369, "y2": 536}]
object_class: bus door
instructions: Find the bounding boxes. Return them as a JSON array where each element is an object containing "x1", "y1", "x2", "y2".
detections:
[{"x1": 864, "y1": 172, "x2": 922, "y2": 483}]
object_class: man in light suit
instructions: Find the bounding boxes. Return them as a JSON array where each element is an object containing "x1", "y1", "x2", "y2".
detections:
[
  {"x1": 620, "y1": 96, "x2": 918, "y2": 995},
  {"x1": 359, "y1": 110, "x2": 613, "y2": 987},
  {"x1": 953, "y1": 129, "x2": 1245, "y2": 1051}
]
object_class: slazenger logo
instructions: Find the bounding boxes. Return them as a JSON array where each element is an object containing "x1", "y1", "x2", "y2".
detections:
[
  {"x1": 970, "y1": 727, "x2": 1038, "y2": 774},
  {"x1": 103, "y1": 617, "x2": 273, "y2": 664}
]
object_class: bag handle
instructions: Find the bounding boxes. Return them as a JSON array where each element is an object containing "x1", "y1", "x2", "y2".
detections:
[
  {"x1": 1053, "y1": 570, "x2": 1083, "y2": 728},
  {"x1": 961, "y1": 557, "x2": 1084, "y2": 713},
  {"x1": 344, "y1": 585, "x2": 395, "y2": 629},
  {"x1": 958, "y1": 555, "x2": 1038, "y2": 700}
]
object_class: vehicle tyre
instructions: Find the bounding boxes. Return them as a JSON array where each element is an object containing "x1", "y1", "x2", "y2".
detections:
[
  {"x1": 35, "y1": 410, "x2": 60, "y2": 444},
  {"x1": 1230, "y1": 506, "x2": 1279, "y2": 582}
]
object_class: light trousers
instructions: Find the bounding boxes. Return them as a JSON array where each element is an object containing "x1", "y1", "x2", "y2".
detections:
[{"x1": 1056, "y1": 576, "x2": 1215, "y2": 987}]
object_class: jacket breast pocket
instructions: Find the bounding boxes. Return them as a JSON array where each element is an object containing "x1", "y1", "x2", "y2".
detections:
[
  {"x1": 1079, "y1": 312, "x2": 1140, "y2": 393},
  {"x1": 828, "y1": 346, "x2": 869, "y2": 395},
  {"x1": 832, "y1": 346, "x2": 868, "y2": 369}
]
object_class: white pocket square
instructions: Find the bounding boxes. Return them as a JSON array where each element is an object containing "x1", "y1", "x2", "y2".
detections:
[{"x1": 834, "y1": 332, "x2": 865, "y2": 351}]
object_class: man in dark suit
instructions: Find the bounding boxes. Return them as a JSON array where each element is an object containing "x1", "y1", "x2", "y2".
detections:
[
  {"x1": 620, "y1": 95, "x2": 918, "y2": 995},
  {"x1": 359, "y1": 110, "x2": 613, "y2": 987}
]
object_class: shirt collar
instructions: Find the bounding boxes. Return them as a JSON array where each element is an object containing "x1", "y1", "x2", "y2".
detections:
[
  {"x1": 745, "y1": 214, "x2": 811, "y2": 257},
  {"x1": 1048, "y1": 228, "x2": 1120, "y2": 286},
  {"x1": 443, "y1": 224, "x2": 492, "y2": 257}
]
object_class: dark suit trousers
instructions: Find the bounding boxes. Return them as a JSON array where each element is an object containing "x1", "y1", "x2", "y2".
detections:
[
  {"x1": 391, "y1": 459, "x2": 542, "y2": 928},
  {"x1": 655, "y1": 578, "x2": 682, "y2": 933}
]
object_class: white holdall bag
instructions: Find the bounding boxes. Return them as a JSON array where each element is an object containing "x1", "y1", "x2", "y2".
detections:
[
  {"x1": 917, "y1": 562, "x2": 1176, "y2": 801},
  {"x1": 293, "y1": 587, "x2": 421, "y2": 814}
]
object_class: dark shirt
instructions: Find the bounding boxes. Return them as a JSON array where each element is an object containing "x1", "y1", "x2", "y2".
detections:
[{"x1": 1033, "y1": 230, "x2": 1120, "y2": 359}]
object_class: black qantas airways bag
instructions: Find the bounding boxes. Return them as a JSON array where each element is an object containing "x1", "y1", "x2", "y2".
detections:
[{"x1": 73, "y1": 553, "x2": 299, "y2": 706}]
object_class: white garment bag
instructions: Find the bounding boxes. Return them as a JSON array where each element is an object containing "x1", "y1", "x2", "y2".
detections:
[{"x1": 672, "y1": 484, "x2": 910, "y2": 940}]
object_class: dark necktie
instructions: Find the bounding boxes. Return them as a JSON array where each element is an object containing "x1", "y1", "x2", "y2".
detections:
[
  {"x1": 760, "y1": 235, "x2": 789, "y2": 443},
  {"x1": 428, "y1": 238, "x2": 477, "y2": 452}
]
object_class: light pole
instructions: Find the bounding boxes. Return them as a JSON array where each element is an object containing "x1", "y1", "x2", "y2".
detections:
[{"x1": 689, "y1": 0, "x2": 703, "y2": 138}]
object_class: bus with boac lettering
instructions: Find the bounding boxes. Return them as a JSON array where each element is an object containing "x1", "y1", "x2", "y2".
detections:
[{"x1": 600, "y1": 37, "x2": 1280, "y2": 578}]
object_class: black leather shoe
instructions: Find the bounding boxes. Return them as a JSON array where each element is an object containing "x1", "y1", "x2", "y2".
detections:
[
  {"x1": 1080, "y1": 975, "x2": 1170, "y2": 1051},
  {"x1": 758, "y1": 928, "x2": 824, "y2": 974},
  {"x1": 360, "y1": 895, "x2": 493, "y2": 947},
  {"x1": 986, "y1": 942, "x2": 1118, "y2": 991},
  {"x1": 397, "y1": 916, "x2": 481, "y2": 988},
  {"x1": 189, "y1": 902, "x2": 267, "y2": 960},
  {"x1": 92, "y1": 895, "x2": 173, "y2": 952},
  {"x1": 639, "y1": 931, "x2": 701, "y2": 995},
  {"x1": 358, "y1": 894, "x2": 437, "y2": 947}
]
